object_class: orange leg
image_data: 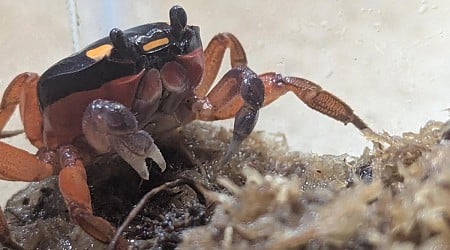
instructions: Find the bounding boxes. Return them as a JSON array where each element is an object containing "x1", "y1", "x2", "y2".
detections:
[
  {"x1": 0, "y1": 73, "x2": 28, "y2": 131},
  {"x1": 0, "y1": 73, "x2": 53, "y2": 248},
  {"x1": 0, "y1": 142, "x2": 54, "y2": 248},
  {"x1": 57, "y1": 145, "x2": 127, "y2": 249},
  {"x1": 194, "y1": 33, "x2": 247, "y2": 98},
  {"x1": 195, "y1": 70, "x2": 368, "y2": 129},
  {"x1": 0, "y1": 73, "x2": 125, "y2": 248},
  {"x1": 195, "y1": 34, "x2": 367, "y2": 130},
  {"x1": 194, "y1": 34, "x2": 370, "y2": 163},
  {"x1": 194, "y1": 66, "x2": 264, "y2": 163},
  {"x1": 0, "y1": 72, "x2": 44, "y2": 147},
  {"x1": 0, "y1": 142, "x2": 53, "y2": 181},
  {"x1": 0, "y1": 73, "x2": 55, "y2": 180},
  {"x1": 258, "y1": 72, "x2": 368, "y2": 130},
  {"x1": 0, "y1": 143, "x2": 126, "y2": 248},
  {"x1": 194, "y1": 68, "x2": 369, "y2": 163}
]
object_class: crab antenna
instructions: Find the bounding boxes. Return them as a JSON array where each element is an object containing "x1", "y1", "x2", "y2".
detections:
[{"x1": 169, "y1": 5, "x2": 187, "y2": 39}]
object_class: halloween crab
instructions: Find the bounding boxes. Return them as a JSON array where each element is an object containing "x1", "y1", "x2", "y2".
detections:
[{"x1": 0, "y1": 5, "x2": 371, "y2": 248}]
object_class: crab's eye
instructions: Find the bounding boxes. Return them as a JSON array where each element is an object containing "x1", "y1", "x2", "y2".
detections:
[{"x1": 170, "y1": 5, "x2": 187, "y2": 39}]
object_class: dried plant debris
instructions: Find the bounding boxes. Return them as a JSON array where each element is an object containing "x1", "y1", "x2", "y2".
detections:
[
  {"x1": 2, "y1": 120, "x2": 450, "y2": 249},
  {"x1": 181, "y1": 120, "x2": 450, "y2": 250}
]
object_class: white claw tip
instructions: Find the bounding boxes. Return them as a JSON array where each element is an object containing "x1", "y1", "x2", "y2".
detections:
[
  {"x1": 136, "y1": 167, "x2": 150, "y2": 180},
  {"x1": 149, "y1": 144, "x2": 167, "y2": 172},
  {"x1": 127, "y1": 159, "x2": 150, "y2": 180},
  {"x1": 129, "y1": 144, "x2": 166, "y2": 180}
]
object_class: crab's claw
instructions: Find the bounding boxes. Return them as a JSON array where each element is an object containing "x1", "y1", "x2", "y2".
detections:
[
  {"x1": 111, "y1": 131, "x2": 166, "y2": 180},
  {"x1": 82, "y1": 99, "x2": 166, "y2": 180}
]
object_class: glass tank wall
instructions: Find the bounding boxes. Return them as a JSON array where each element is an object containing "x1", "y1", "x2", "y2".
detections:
[{"x1": 0, "y1": 0, "x2": 449, "y2": 207}]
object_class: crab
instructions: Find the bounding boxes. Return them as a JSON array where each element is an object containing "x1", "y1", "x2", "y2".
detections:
[{"x1": 0, "y1": 5, "x2": 371, "y2": 249}]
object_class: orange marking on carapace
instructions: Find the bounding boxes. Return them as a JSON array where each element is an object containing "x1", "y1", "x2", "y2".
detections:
[
  {"x1": 86, "y1": 44, "x2": 113, "y2": 61},
  {"x1": 143, "y1": 37, "x2": 169, "y2": 51}
]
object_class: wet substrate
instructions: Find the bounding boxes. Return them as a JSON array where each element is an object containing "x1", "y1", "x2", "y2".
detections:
[{"x1": 2, "y1": 120, "x2": 450, "y2": 249}]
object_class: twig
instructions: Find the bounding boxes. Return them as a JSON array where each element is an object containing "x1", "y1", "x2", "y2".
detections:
[{"x1": 107, "y1": 178, "x2": 206, "y2": 250}]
